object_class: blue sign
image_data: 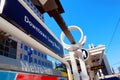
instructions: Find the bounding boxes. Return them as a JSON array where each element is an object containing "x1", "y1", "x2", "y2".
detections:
[
  {"x1": 0, "y1": 71, "x2": 16, "y2": 80},
  {"x1": 1, "y1": 0, "x2": 63, "y2": 57}
]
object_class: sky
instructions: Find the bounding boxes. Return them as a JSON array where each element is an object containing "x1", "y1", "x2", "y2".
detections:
[{"x1": 44, "y1": 0, "x2": 120, "y2": 72}]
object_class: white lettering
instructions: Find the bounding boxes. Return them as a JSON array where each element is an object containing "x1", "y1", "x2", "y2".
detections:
[
  {"x1": 24, "y1": 15, "x2": 61, "y2": 51},
  {"x1": 24, "y1": 15, "x2": 29, "y2": 23},
  {"x1": 24, "y1": 15, "x2": 47, "y2": 39},
  {"x1": 54, "y1": 43, "x2": 60, "y2": 50},
  {"x1": 48, "y1": 37, "x2": 54, "y2": 46}
]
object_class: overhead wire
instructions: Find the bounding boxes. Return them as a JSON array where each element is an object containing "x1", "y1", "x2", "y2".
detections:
[
  {"x1": 106, "y1": 18, "x2": 120, "y2": 53},
  {"x1": 112, "y1": 61, "x2": 120, "y2": 66}
]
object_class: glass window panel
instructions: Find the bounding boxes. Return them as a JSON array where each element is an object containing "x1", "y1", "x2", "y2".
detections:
[
  {"x1": 4, "y1": 52, "x2": 8, "y2": 57},
  {"x1": 24, "y1": 55, "x2": 28, "y2": 61},
  {"x1": 29, "y1": 56, "x2": 32, "y2": 63},
  {"x1": 34, "y1": 58, "x2": 37, "y2": 64},
  {"x1": 45, "y1": 55, "x2": 47, "y2": 59},
  {"x1": 21, "y1": 43, "x2": 23, "y2": 49},
  {"x1": 24, "y1": 45, "x2": 28, "y2": 51},
  {"x1": 0, "y1": 50, "x2": 3, "y2": 55},
  {"x1": 38, "y1": 52, "x2": 41, "y2": 56},
  {"x1": 0, "y1": 44, "x2": 4, "y2": 50},
  {"x1": 5, "y1": 46, "x2": 9, "y2": 52},
  {"x1": 5, "y1": 40, "x2": 10, "y2": 46},
  {"x1": 38, "y1": 60, "x2": 41, "y2": 65},
  {"x1": 10, "y1": 40, "x2": 17, "y2": 49},
  {"x1": 20, "y1": 53, "x2": 22, "y2": 59},
  {"x1": 41, "y1": 53, "x2": 43, "y2": 58},
  {"x1": 34, "y1": 50, "x2": 37, "y2": 55}
]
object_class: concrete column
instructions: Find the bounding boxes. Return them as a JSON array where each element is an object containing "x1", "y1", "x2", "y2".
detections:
[{"x1": 70, "y1": 52, "x2": 80, "y2": 80}]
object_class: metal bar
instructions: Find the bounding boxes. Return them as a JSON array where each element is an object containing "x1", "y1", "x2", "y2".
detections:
[{"x1": 48, "y1": 10, "x2": 76, "y2": 44}]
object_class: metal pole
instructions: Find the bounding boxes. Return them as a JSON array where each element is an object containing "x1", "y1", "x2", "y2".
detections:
[{"x1": 49, "y1": 10, "x2": 76, "y2": 44}]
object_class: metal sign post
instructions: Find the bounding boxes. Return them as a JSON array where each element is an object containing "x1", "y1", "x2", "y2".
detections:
[{"x1": 61, "y1": 26, "x2": 90, "y2": 80}]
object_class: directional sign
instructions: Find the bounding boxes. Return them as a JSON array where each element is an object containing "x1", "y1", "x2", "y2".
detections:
[
  {"x1": 0, "y1": 0, "x2": 64, "y2": 57},
  {"x1": 82, "y1": 49, "x2": 89, "y2": 61}
]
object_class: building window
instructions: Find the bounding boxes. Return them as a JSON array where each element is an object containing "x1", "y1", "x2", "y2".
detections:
[
  {"x1": 44, "y1": 55, "x2": 47, "y2": 59},
  {"x1": 41, "y1": 53, "x2": 43, "y2": 58},
  {"x1": 47, "y1": 63, "x2": 49, "y2": 68},
  {"x1": 42, "y1": 61, "x2": 44, "y2": 66},
  {"x1": 10, "y1": 40, "x2": 17, "y2": 49},
  {"x1": 34, "y1": 58, "x2": 37, "y2": 64},
  {"x1": 38, "y1": 60, "x2": 41, "y2": 65},
  {"x1": 38, "y1": 52, "x2": 41, "y2": 56},
  {"x1": 27, "y1": 48, "x2": 33, "y2": 55},
  {"x1": 43, "y1": 62, "x2": 45, "y2": 66},
  {"x1": 20, "y1": 53, "x2": 22, "y2": 59},
  {"x1": 34, "y1": 50, "x2": 37, "y2": 55},
  {"x1": 50, "y1": 64, "x2": 53, "y2": 68},
  {"x1": 21, "y1": 43, "x2": 23, "y2": 49},
  {"x1": 9, "y1": 48, "x2": 16, "y2": 59},
  {"x1": 24, "y1": 55, "x2": 28, "y2": 61},
  {"x1": 44, "y1": 63, "x2": 47, "y2": 67},
  {"x1": 48, "y1": 63, "x2": 52, "y2": 68},
  {"x1": 48, "y1": 64, "x2": 50, "y2": 68},
  {"x1": 5, "y1": 40, "x2": 10, "y2": 46},
  {"x1": 4, "y1": 52, "x2": 8, "y2": 57},
  {"x1": 29, "y1": 56, "x2": 32, "y2": 63},
  {"x1": 0, "y1": 50, "x2": 3, "y2": 55},
  {"x1": 5, "y1": 46, "x2": 9, "y2": 52},
  {"x1": 24, "y1": 45, "x2": 28, "y2": 51},
  {"x1": 42, "y1": 54, "x2": 46, "y2": 59},
  {"x1": 0, "y1": 38, "x2": 17, "y2": 59},
  {"x1": 0, "y1": 44, "x2": 4, "y2": 50}
]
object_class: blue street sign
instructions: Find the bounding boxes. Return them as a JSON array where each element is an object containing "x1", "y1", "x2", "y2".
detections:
[{"x1": 1, "y1": 0, "x2": 63, "y2": 57}]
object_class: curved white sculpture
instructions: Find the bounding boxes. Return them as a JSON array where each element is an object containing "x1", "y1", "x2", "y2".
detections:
[
  {"x1": 61, "y1": 25, "x2": 89, "y2": 80},
  {"x1": 61, "y1": 25, "x2": 86, "y2": 51}
]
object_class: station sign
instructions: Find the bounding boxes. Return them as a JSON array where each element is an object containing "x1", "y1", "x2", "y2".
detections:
[
  {"x1": 91, "y1": 65, "x2": 105, "y2": 71},
  {"x1": 0, "y1": 0, "x2": 64, "y2": 57}
]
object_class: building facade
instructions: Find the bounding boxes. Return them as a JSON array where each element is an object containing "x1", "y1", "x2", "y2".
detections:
[
  {"x1": 0, "y1": 0, "x2": 54, "y2": 69},
  {"x1": 101, "y1": 54, "x2": 112, "y2": 75},
  {"x1": 17, "y1": 40, "x2": 53, "y2": 69},
  {"x1": 0, "y1": 37, "x2": 17, "y2": 59},
  {"x1": 98, "y1": 54, "x2": 112, "y2": 77},
  {"x1": 0, "y1": 36, "x2": 53, "y2": 69}
]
